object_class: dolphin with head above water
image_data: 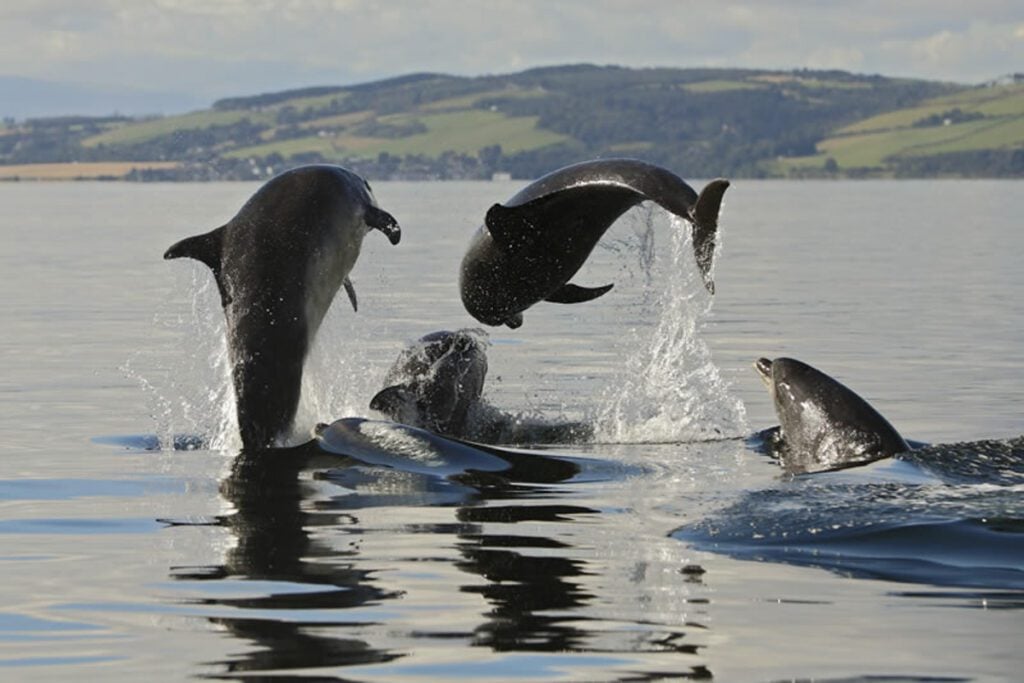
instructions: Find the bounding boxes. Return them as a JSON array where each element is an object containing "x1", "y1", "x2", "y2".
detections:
[
  {"x1": 370, "y1": 329, "x2": 593, "y2": 444},
  {"x1": 164, "y1": 164, "x2": 401, "y2": 450},
  {"x1": 459, "y1": 158, "x2": 729, "y2": 328},
  {"x1": 370, "y1": 329, "x2": 490, "y2": 438},
  {"x1": 754, "y1": 357, "x2": 910, "y2": 474}
]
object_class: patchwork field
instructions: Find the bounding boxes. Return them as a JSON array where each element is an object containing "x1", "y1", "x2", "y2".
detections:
[
  {"x1": 0, "y1": 162, "x2": 180, "y2": 180},
  {"x1": 4, "y1": 66, "x2": 1020, "y2": 178},
  {"x1": 225, "y1": 110, "x2": 568, "y2": 160},
  {"x1": 776, "y1": 82, "x2": 1024, "y2": 174}
]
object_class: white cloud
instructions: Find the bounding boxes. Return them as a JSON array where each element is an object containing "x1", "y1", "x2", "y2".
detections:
[{"x1": 0, "y1": 0, "x2": 1020, "y2": 104}]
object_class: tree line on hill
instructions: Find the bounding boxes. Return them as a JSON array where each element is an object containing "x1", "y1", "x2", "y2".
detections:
[{"x1": 1, "y1": 65, "x2": 1019, "y2": 180}]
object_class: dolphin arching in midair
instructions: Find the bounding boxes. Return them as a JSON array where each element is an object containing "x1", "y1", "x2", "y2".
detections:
[{"x1": 460, "y1": 158, "x2": 729, "y2": 328}]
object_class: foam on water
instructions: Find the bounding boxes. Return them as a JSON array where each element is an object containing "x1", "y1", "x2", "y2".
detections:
[
  {"x1": 133, "y1": 262, "x2": 394, "y2": 450},
  {"x1": 295, "y1": 309, "x2": 377, "y2": 440}
]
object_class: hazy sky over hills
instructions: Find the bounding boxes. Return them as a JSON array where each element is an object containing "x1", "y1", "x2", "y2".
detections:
[{"x1": 1, "y1": 1, "x2": 1022, "y2": 115}]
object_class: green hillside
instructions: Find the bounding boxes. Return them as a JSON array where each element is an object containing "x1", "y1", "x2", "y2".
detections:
[
  {"x1": 2, "y1": 66, "x2": 1022, "y2": 180},
  {"x1": 775, "y1": 82, "x2": 1024, "y2": 176}
]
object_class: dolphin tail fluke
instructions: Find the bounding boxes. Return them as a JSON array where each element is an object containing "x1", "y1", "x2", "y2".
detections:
[
  {"x1": 544, "y1": 282, "x2": 614, "y2": 304},
  {"x1": 365, "y1": 206, "x2": 401, "y2": 245},
  {"x1": 689, "y1": 178, "x2": 730, "y2": 295}
]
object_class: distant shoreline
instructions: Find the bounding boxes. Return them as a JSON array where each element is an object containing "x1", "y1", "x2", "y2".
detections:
[
  {"x1": 1, "y1": 161, "x2": 1021, "y2": 182},
  {"x1": 0, "y1": 161, "x2": 180, "y2": 181},
  {"x1": 3, "y1": 67, "x2": 1021, "y2": 181}
]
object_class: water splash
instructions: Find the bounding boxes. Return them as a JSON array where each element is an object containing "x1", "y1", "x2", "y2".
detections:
[
  {"x1": 123, "y1": 264, "x2": 237, "y2": 451},
  {"x1": 295, "y1": 306, "x2": 380, "y2": 443},
  {"x1": 595, "y1": 214, "x2": 747, "y2": 443}
]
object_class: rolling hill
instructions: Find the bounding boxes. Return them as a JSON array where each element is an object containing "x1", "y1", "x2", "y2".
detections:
[
  {"x1": 1, "y1": 65, "x2": 1021, "y2": 180},
  {"x1": 776, "y1": 80, "x2": 1024, "y2": 177}
]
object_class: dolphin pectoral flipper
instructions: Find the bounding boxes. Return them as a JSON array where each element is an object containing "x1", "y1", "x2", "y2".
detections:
[
  {"x1": 343, "y1": 277, "x2": 358, "y2": 312},
  {"x1": 163, "y1": 226, "x2": 231, "y2": 305},
  {"x1": 163, "y1": 227, "x2": 224, "y2": 270},
  {"x1": 364, "y1": 205, "x2": 402, "y2": 245},
  {"x1": 544, "y1": 282, "x2": 614, "y2": 304},
  {"x1": 689, "y1": 178, "x2": 730, "y2": 295}
]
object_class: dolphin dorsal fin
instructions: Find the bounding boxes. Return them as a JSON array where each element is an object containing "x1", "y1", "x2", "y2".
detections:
[
  {"x1": 545, "y1": 282, "x2": 614, "y2": 304},
  {"x1": 164, "y1": 226, "x2": 230, "y2": 305},
  {"x1": 485, "y1": 204, "x2": 542, "y2": 252}
]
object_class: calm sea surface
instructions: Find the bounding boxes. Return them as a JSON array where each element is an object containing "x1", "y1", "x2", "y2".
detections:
[{"x1": 1, "y1": 179, "x2": 1022, "y2": 681}]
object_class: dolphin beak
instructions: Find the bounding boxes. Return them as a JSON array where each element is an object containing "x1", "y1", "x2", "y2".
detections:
[{"x1": 754, "y1": 358, "x2": 774, "y2": 387}]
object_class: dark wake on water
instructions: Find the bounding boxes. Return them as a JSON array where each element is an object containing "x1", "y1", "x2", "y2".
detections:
[{"x1": 676, "y1": 436, "x2": 1024, "y2": 592}]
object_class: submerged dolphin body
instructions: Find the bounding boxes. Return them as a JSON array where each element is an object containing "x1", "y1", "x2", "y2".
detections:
[
  {"x1": 755, "y1": 357, "x2": 910, "y2": 473},
  {"x1": 164, "y1": 165, "x2": 401, "y2": 449},
  {"x1": 459, "y1": 158, "x2": 729, "y2": 328},
  {"x1": 370, "y1": 329, "x2": 593, "y2": 444}
]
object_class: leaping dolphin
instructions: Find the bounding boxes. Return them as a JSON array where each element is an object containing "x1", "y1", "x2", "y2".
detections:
[
  {"x1": 459, "y1": 158, "x2": 729, "y2": 328},
  {"x1": 164, "y1": 164, "x2": 401, "y2": 450},
  {"x1": 755, "y1": 357, "x2": 910, "y2": 473}
]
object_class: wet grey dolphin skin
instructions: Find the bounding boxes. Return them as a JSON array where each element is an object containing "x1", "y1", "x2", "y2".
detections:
[
  {"x1": 459, "y1": 158, "x2": 729, "y2": 328},
  {"x1": 314, "y1": 418, "x2": 580, "y2": 484},
  {"x1": 371, "y1": 329, "x2": 593, "y2": 444},
  {"x1": 370, "y1": 329, "x2": 489, "y2": 438},
  {"x1": 164, "y1": 164, "x2": 401, "y2": 450},
  {"x1": 755, "y1": 357, "x2": 910, "y2": 474}
]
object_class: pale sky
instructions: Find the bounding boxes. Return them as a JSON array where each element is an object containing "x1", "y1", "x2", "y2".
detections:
[{"x1": 2, "y1": 0, "x2": 1022, "y2": 105}]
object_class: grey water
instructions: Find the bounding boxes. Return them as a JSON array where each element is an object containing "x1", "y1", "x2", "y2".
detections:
[{"x1": 1, "y1": 179, "x2": 1022, "y2": 681}]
